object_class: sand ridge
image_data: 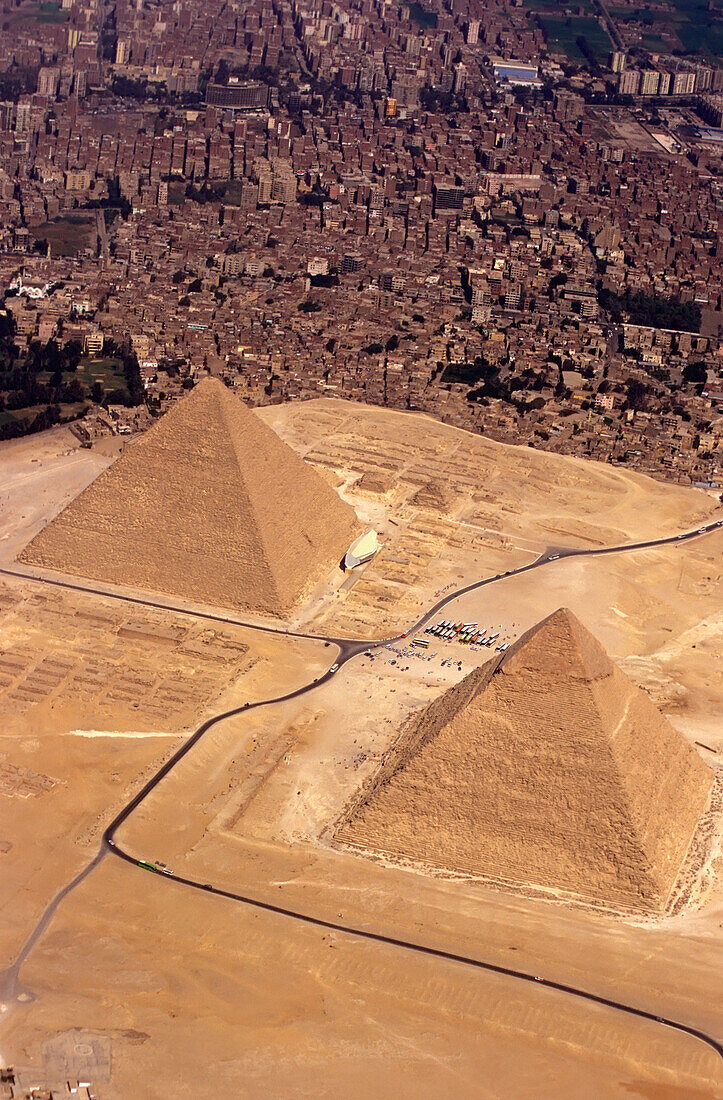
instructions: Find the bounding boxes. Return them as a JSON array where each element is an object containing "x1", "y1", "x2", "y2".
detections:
[
  {"x1": 19, "y1": 379, "x2": 361, "y2": 617},
  {"x1": 337, "y1": 608, "x2": 714, "y2": 911}
]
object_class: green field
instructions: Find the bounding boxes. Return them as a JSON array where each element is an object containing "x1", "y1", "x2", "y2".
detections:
[
  {"x1": 538, "y1": 14, "x2": 613, "y2": 62},
  {"x1": 35, "y1": 2, "x2": 69, "y2": 21},
  {"x1": 641, "y1": 34, "x2": 673, "y2": 52},
  {"x1": 36, "y1": 358, "x2": 126, "y2": 393},
  {"x1": 29, "y1": 215, "x2": 95, "y2": 257},
  {"x1": 676, "y1": 16, "x2": 723, "y2": 58},
  {"x1": 11, "y1": 1, "x2": 70, "y2": 22},
  {"x1": 0, "y1": 402, "x2": 86, "y2": 427},
  {"x1": 75, "y1": 356, "x2": 126, "y2": 388},
  {"x1": 608, "y1": 0, "x2": 723, "y2": 59}
]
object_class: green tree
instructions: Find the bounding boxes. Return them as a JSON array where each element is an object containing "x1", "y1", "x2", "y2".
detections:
[{"x1": 683, "y1": 362, "x2": 707, "y2": 385}]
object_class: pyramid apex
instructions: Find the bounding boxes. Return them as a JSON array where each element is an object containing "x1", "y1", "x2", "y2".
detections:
[
  {"x1": 501, "y1": 605, "x2": 613, "y2": 682},
  {"x1": 193, "y1": 375, "x2": 229, "y2": 391},
  {"x1": 187, "y1": 376, "x2": 244, "y2": 403}
]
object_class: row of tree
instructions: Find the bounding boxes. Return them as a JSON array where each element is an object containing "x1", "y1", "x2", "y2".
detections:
[{"x1": 601, "y1": 288, "x2": 702, "y2": 333}]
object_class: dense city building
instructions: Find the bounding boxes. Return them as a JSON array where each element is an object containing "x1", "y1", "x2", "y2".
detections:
[{"x1": 0, "y1": 0, "x2": 721, "y2": 487}]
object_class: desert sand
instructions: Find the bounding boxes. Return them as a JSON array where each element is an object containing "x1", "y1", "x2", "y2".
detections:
[
  {"x1": 258, "y1": 398, "x2": 717, "y2": 637},
  {"x1": 0, "y1": 397, "x2": 721, "y2": 1098}
]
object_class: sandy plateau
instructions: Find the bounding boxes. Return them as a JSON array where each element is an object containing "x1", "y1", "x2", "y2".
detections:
[{"x1": 0, "y1": 398, "x2": 721, "y2": 1098}]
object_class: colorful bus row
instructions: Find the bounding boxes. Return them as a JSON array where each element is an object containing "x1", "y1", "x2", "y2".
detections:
[{"x1": 423, "y1": 620, "x2": 509, "y2": 650}]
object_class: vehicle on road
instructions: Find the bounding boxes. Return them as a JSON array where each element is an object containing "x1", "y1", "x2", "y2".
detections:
[
  {"x1": 329, "y1": 663, "x2": 339, "y2": 673},
  {"x1": 137, "y1": 859, "x2": 157, "y2": 873}
]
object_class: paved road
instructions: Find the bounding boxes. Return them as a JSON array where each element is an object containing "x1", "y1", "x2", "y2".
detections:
[
  {"x1": 593, "y1": 0, "x2": 624, "y2": 50},
  {"x1": 1, "y1": 517, "x2": 722, "y2": 1066}
]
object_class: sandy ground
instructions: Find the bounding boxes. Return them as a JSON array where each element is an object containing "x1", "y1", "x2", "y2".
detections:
[
  {"x1": 0, "y1": 427, "x2": 120, "y2": 566},
  {"x1": 0, "y1": 569, "x2": 329, "y2": 971},
  {"x1": 0, "y1": 409, "x2": 721, "y2": 1097},
  {"x1": 257, "y1": 399, "x2": 718, "y2": 638},
  {"x1": 1, "y1": 858, "x2": 720, "y2": 1100}
]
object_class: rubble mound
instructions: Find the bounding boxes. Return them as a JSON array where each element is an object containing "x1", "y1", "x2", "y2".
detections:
[
  {"x1": 336, "y1": 608, "x2": 713, "y2": 910},
  {"x1": 356, "y1": 470, "x2": 392, "y2": 495},
  {"x1": 20, "y1": 378, "x2": 360, "y2": 617},
  {"x1": 411, "y1": 479, "x2": 455, "y2": 512}
]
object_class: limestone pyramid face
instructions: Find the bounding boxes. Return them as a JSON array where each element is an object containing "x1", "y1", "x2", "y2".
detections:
[
  {"x1": 20, "y1": 378, "x2": 360, "y2": 617},
  {"x1": 337, "y1": 608, "x2": 713, "y2": 910}
]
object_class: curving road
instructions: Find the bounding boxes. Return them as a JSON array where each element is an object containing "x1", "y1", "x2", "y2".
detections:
[{"x1": 1, "y1": 517, "x2": 722, "y2": 1068}]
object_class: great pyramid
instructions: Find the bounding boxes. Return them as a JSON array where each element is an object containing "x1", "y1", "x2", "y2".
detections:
[
  {"x1": 20, "y1": 378, "x2": 360, "y2": 617},
  {"x1": 337, "y1": 608, "x2": 713, "y2": 910}
]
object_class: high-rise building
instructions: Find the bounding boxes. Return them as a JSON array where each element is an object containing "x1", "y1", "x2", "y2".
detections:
[
  {"x1": 256, "y1": 167, "x2": 272, "y2": 204},
  {"x1": 453, "y1": 63, "x2": 467, "y2": 95},
  {"x1": 553, "y1": 89, "x2": 583, "y2": 121},
  {"x1": 504, "y1": 285, "x2": 522, "y2": 310},
  {"x1": 672, "y1": 71, "x2": 695, "y2": 95},
  {"x1": 611, "y1": 51, "x2": 626, "y2": 73},
  {"x1": 694, "y1": 66, "x2": 712, "y2": 93},
  {"x1": 271, "y1": 169, "x2": 297, "y2": 204},
  {"x1": 115, "y1": 38, "x2": 130, "y2": 64},
  {"x1": 618, "y1": 69, "x2": 639, "y2": 96},
  {"x1": 37, "y1": 67, "x2": 59, "y2": 97},
  {"x1": 307, "y1": 257, "x2": 329, "y2": 276},
  {"x1": 15, "y1": 100, "x2": 32, "y2": 131},
  {"x1": 341, "y1": 252, "x2": 362, "y2": 274},
  {"x1": 239, "y1": 178, "x2": 258, "y2": 210},
  {"x1": 433, "y1": 185, "x2": 465, "y2": 214},
  {"x1": 465, "y1": 20, "x2": 479, "y2": 46},
  {"x1": 640, "y1": 70, "x2": 661, "y2": 95}
]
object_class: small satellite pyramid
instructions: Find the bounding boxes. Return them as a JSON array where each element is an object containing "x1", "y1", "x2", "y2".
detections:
[
  {"x1": 337, "y1": 609, "x2": 713, "y2": 910},
  {"x1": 20, "y1": 378, "x2": 360, "y2": 617}
]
